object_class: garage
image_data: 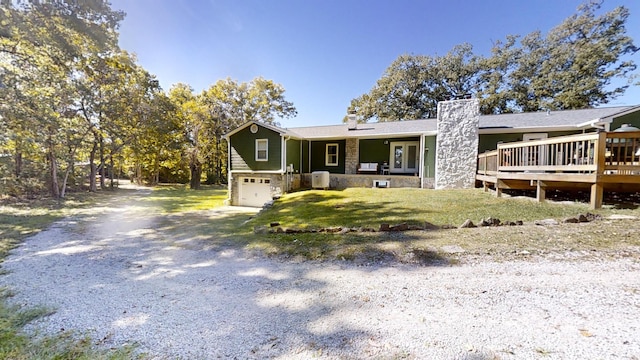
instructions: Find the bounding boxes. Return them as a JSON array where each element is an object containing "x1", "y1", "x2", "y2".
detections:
[{"x1": 238, "y1": 177, "x2": 272, "y2": 207}]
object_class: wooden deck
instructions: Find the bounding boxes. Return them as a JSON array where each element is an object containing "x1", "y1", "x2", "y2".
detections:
[{"x1": 476, "y1": 131, "x2": 640, "y2": 208}]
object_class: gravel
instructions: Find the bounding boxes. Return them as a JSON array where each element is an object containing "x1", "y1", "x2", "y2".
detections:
[{"x1": 1, "y1": 191, "x2": 640, "y2": 359}]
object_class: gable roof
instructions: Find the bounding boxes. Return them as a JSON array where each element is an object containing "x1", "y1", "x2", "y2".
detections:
[
  {"x1": 479, "y1": 105, "x2": 638, "y2": 133},
  {"x1": 288, "y1": 118, "x2": 438, "y2": 140},
  {"x1": 224, "y1": 120, "x2": 300, "y2": 139},
  {"x1": 227, "y1": 105, "x2": 640, "y2": 140}
]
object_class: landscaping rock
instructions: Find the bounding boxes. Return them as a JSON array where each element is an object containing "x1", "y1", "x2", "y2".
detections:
[
  {"x1": 325, "y1": 227, "x2": 342, "y2": 233},
  {"x1": 586, "y1": 213, "x2": 603, "y2": 221},
  {"x1": 479, "y1": 217, "x2": 501, "y2": 227},
  {"x1": 578, "y1": 214, "x2": 589, "y2": 223},
  {"x1": 534, "y1": 219, "x2": 559, "y2": 226},
  {"x1": 339, "y1": 228, "x2": 351, "y2": 234},
  {"x1": 408, "y1": 224, "x2": 424, "y2": 231},
  {"x1": 253, "y1": 225, "x2": 268, "y2": 234},
  {"x1": 390, "y1": 223, "x2": 409, "y2": 231},
  {"x1": 423, "y1": 222, "x2": 439, "y2": 230},
  {"x1": 515, "y1": 220, "x2": 524, "y2": 226},
  {"x1": 270, "y1": 222, "x2": 280, "y2": 227},
  {"x1": 563, "y1": 217, "x2": 580, "y2": 224},
  {"x1": 459, "y1": 219, "x2": 476, "y2": 228},
  {"x1": 379, "y1": 223, "x2": 390, "y2": 232}
]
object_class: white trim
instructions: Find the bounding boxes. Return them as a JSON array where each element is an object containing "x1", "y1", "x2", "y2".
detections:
[
  {"x1": 389, "y1": 141, "x2": 419, "y2": 174},
  {"x1": 418, "y1": 135, "x2": 425, "y2": 187},
  {"x1": 255, "y1": 138, "x2": 268, "y2": 161},
  {"x1": 325, "y1": 143, "x2": 339, "y2": 166},
  {"x1": 479, "y1": 126, "x2": 578, "y2": 135},
  {"x1": 522, "y1": 133, "x2": 548, "y2": 141}
]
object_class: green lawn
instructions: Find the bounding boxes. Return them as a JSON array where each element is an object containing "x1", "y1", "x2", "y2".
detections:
[
  {"x1": 248, "y1": 187, "x2": 596, "y2": 229},
  {"x1": 1, "y1": 185, "x2": 638, "y2": 357},
  {"x1": 240, "y1": 187, "x2": 640, "y2": 261},
  {"x1": 144, "y1": 184, "x2": 228, "y2": 213}
]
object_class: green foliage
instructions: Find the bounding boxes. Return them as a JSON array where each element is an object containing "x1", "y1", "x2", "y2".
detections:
[
  {"x1": 350, "y1": 1, "x2": 638, "y2": 120},
  {"x1": 169, "y1": 78, "x2": 297, "y2": 189}
]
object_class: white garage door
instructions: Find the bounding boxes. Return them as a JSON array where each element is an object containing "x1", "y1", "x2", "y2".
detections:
[{"x1": 239, "y1": 177, "x2": 272, "y2": 207}]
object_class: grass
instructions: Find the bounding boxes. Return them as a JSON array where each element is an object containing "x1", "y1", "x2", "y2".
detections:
[
  {"x1": 238, "y1": 187, "x2": 640, "y2": 262},
  {"x1": 144, "y1": 184, "x2": 228, "y2": 213},
  {"x1": 250, "y1": 188, "x2": 598, "y2": 228},
  {"x1": 0, "y1": 191, "x2": 143, "y2": 360},
  {"x1": 1, "y1": 185, "x2": 639, "y2": 358}
]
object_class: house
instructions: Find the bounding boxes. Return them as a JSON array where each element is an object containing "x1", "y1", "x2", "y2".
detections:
[{"x1": 225, "y1": 99, "x2": 640, "y2": 207}]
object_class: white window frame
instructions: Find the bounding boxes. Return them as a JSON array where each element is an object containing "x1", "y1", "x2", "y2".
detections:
[
  {"x1": 256, "y1": 139, "x2": 268, "y2": 161},
  {"x1": 325, "y1": 143, "x2": 339, "y2": 166}
]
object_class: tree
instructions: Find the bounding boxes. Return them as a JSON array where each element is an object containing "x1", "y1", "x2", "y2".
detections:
[
  {"x1": 349, "y1": 1, "x2": 638, "y2": 119},
  {"x1": 1, "y1": 0, "x2": 124, "y2": 198},
  {"x1": 169, "y1": 78, "x2": 297, "y2": 189},
  {"x1": 347, "y1": 44, "x2": 480, "y2": 122}
]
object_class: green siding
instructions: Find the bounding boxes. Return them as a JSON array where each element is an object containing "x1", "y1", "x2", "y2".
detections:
[
  {"x1": 424, "y1": 135, "x2": 436, "y2": 178},
  {"x1": 478, "y1": 130, "x2": 585, "y2": 153},
  {"x1": 359, "y1": 139, "x2": 389, "y2": 164},
  {"x1": 229, "y1": 124, "x2": 282, "y2": 171},
  {"x1": 286, "y1": 139, "x2": 301, "y2": 173},
  {"x1": 359, "y1": 137, "x2": 419, "y2": 164},
  {"x1": 310, "y1": 140, "x2": 346, "y2": 173},
  {"x1": 611, "y1": 111, "x2": 640, "y2": 130},
  {"x1": 301, "y1": 140, "x2": 310, "y2": 173}
]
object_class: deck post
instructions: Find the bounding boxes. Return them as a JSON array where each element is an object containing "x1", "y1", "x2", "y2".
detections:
[
  {"x1": 536, "y1": 181, "x2": 546, "y2": 203},
  {"x1": 496, "y1": 180, "x2": 504, "y2": 197},
  {"x1": 590, "y1": 183, "x2": 604, "y2": 209}
]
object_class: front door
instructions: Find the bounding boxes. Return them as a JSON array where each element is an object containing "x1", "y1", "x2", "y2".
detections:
[{"x1": 389, "y1": 141, "x2": 419, "y2": 174}]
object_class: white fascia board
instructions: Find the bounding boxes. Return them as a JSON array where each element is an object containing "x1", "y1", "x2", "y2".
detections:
[
  {"x1": 576, "y1": 118, "x2": 609, "y2": 129},
  {"x1": 478, "y1": 126, "x2": 579, "y2": 135},
  {"x1": 304, "y1": 131, "x2": 436, "y2": 141}
]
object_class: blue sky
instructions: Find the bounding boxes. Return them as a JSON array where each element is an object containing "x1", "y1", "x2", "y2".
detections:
[{"x1": 110, "y1": 0, "x2": 640, "y2": 128}]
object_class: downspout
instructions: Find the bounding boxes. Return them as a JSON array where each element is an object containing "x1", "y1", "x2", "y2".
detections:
[
  {"x1": 419, "y1": 134, "x2": 425, "y2": 188},
  {"x1": 225, "y1": 135, "x2": 233, "y2": 205},
  {"x1": 282, "y1": 136, "x2": 288, "y2": 192}
]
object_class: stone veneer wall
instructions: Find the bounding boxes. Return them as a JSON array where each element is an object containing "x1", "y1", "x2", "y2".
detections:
[
  {"x1": 301, "y1": 174, "x2": 420, "y2": 189},
  {"x1": 344, "y1": 138, "x2": 359, "y2": 175},
  {"x1": 435, "y1": 99, "x2": 480, "y2": 189}
]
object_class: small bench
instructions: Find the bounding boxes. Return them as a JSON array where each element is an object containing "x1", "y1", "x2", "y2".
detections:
[{"x1": 357, "y1": 162, "x2": 378, "y2": 174}]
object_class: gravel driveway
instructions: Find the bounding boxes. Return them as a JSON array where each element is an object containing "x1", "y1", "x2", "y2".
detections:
[{"x1": 1, "y1": 189, "x2": 639, "y2": 359}]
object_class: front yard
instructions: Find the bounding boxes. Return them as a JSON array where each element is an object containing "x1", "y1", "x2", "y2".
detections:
[{"x1": 1, "y1": 184, "x2": 639, "y2": 358}]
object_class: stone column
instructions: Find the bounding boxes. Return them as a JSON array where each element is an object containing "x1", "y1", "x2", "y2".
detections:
[
  {"x1": 435, "y1": 99, "x2": 480, "y2": 189},
  {"x1": 345, "y1": 138, "x2": 359, "y2": 174}
]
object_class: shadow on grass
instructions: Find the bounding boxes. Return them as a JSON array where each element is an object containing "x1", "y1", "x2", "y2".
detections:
[{"x1": 251, "y1": 191, "x2": 435, "y2": 229}]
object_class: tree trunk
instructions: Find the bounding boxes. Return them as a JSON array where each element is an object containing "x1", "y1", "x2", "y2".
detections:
[
  {"x1": 99, "y1": 134, "x2": 106, "y2": 190},
  {"x1": 14, "y1": 151, "x2": 22, "y2": 178},
  {"x1": 47, "y1": 138, "x2": 60, "y2": 199},
  {"x1": 109, "y1": 151, "x2": 115, "y2": 189},
  {"x1": 190, "y1": 161, "x2": 202, "y2": 189},
  {"x1": 89, "y1": 139, "x2": 98, "y2": 192}
]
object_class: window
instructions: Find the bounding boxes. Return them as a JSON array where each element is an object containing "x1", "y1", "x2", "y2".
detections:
[
  {"x1": 256, "y1": 139, "x2": 268, "y2": 161},
  {"x1": 326, "y1": 143, "x2": 338, "y2": 166}
]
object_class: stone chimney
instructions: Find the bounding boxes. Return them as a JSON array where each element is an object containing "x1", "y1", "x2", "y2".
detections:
[{"x1": 435, "y1": 99, "x2": 480, "y2": 189}]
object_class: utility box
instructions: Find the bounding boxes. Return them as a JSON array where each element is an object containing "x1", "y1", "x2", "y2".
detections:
[{"x1": 311, "y1": 171, "x2": 330, "y2": 189}]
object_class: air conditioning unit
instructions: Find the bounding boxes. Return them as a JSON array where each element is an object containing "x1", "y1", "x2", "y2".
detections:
[{"x1": 311, "y1": 171, "x2": 330, "y2": 189}]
